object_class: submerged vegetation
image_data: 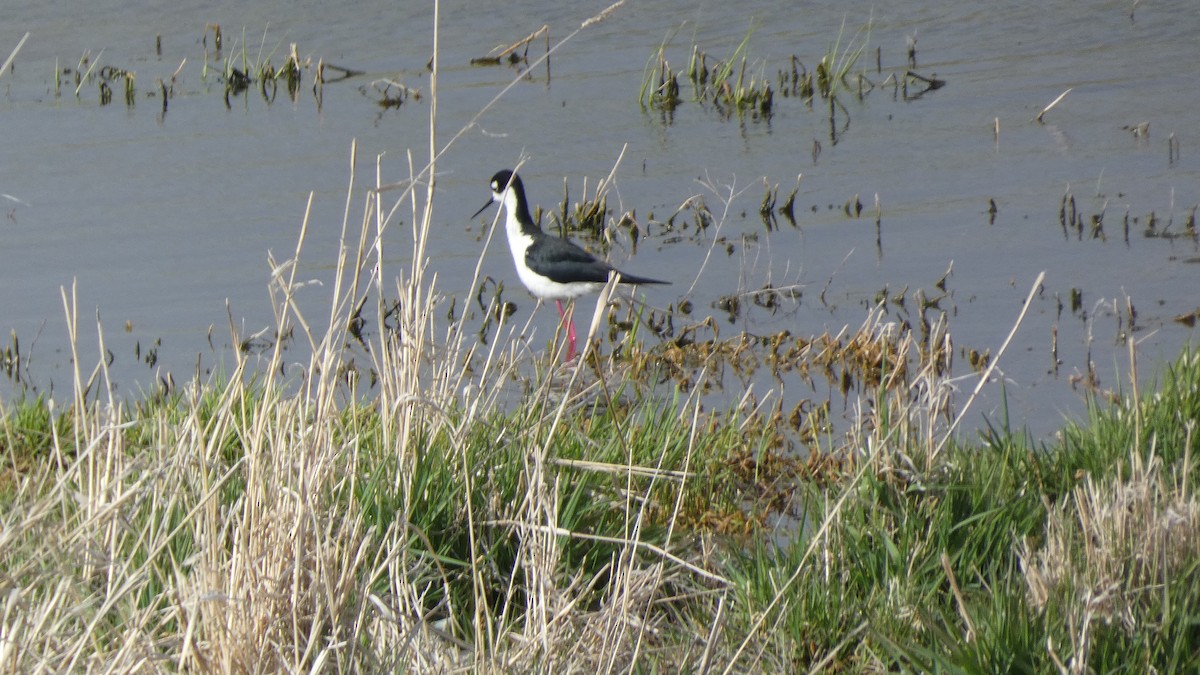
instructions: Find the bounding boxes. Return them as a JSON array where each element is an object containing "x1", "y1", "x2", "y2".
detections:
[
  {"x1": 641, "y1": 17, "x2": 945, "y2": 142},
  {"x1": 48, "y1": 22, "x2": 363, "y2": 111}
]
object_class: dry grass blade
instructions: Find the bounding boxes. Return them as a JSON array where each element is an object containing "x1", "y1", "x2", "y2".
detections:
[
  {"x1": 0, "y1": 32, "x2": 30, "y2": 80},
  {"x1": 582, "y1": 0, "x2": 626, "y2": 29},
  {"x1": 1035, "y1": 87, "x2": 1073, "y2": 123},
  {"x1": 550, "y1": 456, "x2": 693, "y2": 481},
  {"x1": 489, "y1": 25, "x2": 549, "y2": 59},
  {"x1": 934, "y1": 271, "x2": 1045, "y2": 457},
  {"x1": 72, "y1": 48, "x2": 104, "y2": 97}
]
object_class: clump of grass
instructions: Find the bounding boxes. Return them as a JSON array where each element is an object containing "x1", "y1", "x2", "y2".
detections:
[
  {"x1": 55, "y1": 56, "x2": 138, "y2": 108},
  {"x1": 776, "y1": 54, "x2": 814, "y2": 101},
  {"x1": 815, "y1": 17, "x2": 870, "y2": 100},
  {"x1": 1019, "y1": 448, "x2": 1200, "y2": 669},
  {"x1": 94, "y1": 65, "x2": 137, "y2": 107},
  {"x1": 641, "y1": 24, "x2": 775, "y2": 119},
  {"x1": 641, "y1": 18, "x2": 888, "y2": 126},
  {"x1": 0, "y1": 331, "x2": 22, "y2": 383},
  {"x1": 549, "y1": 174, "x2": 608, "y2": 236},
  {"x1": 758, "y1": 176, "x2": 801, "y2": 227},
  {"x1": 214, "y1": 25, "x2": 310, "y2": 103},
  {"x1": 688, "y1": 25, "x2": 774, "y2": 119},
  {"x1": 639, "y1": 29, "x2": 682, "y2": 112}
]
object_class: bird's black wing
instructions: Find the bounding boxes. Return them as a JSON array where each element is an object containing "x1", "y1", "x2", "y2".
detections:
[
  {"x1": 526, "y1": 237, "x2": 617, "y2": 284},
  {"x1": 528, "y1": 236, "x2": 669, "y2": 285}
]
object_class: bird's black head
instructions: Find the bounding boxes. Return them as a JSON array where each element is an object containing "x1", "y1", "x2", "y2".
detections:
[
  {"x1": 472, "y1": 169, "x2": 524, "y2": 219},
  {"x1": 489, "y1": 170, "x2": 522, "y2": 197}
]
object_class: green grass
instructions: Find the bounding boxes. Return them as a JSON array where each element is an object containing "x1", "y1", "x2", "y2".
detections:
[
  {"x1": 5, "y1": 327, "x2": 1200, "y2": 671},
  {"x1": 640, "y1": 17, "x2": 884, "y2": 123},
  {"x1": 686, "y1": 346, "x2": 1200, "y2": 671},
  {"x1": 815, "y1": 16, "x2": 870, "y2": 100}
]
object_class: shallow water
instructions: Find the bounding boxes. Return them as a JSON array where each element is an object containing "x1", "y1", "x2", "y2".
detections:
[{"x1": 1, "y1": 0, "x2": 1197, "y2": 437}]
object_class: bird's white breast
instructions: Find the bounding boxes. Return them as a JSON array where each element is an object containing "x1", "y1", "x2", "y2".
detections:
[{"x1": 502, "y1": 189, "x2": 601, "y2": 300}]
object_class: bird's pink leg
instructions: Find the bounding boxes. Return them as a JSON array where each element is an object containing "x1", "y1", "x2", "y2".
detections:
[{"x1": 555, "y1": 299, "x2": 578, "y2": 360}]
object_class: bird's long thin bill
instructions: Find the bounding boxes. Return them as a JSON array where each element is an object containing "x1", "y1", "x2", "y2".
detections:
[{"x1": 471, "y1": 200, "x2": 494, "y2": 219}]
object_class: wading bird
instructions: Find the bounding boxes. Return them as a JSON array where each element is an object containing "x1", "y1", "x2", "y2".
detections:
[{"x1": 472, "y1": 169, "x2": 668, "y2": 359}]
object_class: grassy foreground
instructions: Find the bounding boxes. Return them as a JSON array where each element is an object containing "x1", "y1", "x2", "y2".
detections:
[{"x1": 2, "y1": 299, "x2": 1199, "y2": 672}]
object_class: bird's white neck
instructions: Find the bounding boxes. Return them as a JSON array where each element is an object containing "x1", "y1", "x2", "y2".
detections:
[{"x1": 502, "y1": 187, "x2": 535, "y2": 261}]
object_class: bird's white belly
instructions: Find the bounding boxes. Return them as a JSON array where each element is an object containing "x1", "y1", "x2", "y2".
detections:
[
  {"x1": 517, "y1": 264, "x2": 601, "y2": 300},
  {"x1": 507, "y1": 217, "x2": 601, "y2": 300}
]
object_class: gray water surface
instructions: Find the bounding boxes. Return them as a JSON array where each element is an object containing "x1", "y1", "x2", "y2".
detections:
[{"x1": 1, "y1": 1, "x2": 1197, "y2": 437}]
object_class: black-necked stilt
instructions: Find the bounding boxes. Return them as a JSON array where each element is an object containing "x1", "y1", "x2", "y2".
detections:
[{"x1": 472, "y1": 169, "x2": 668, "y2": 359}]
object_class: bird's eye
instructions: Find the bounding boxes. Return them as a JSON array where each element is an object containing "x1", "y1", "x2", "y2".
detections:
[{"x1": 490, "y1": 181, "x2": 498, "y2": 190}]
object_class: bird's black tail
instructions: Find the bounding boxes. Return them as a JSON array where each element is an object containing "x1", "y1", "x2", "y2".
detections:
[{"x1": 613, "y1": 271, "x2": 669, "y2": 286}]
